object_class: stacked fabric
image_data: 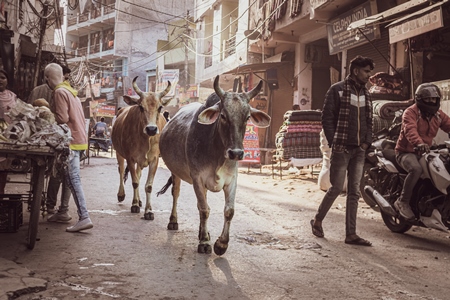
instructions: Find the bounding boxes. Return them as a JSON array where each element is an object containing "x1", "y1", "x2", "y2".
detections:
[
  {"x1": 369, "y1": 72, "x2": 407, "y2": 101},
  {"x1": 275, "y1": 110, "x2": 322, "y2": 160}
]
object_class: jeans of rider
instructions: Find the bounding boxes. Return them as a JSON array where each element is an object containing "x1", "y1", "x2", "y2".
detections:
[
  {"x1": 396, "y1": 152, "x2": 422, "y2": 204},
  {"x1": 46, "y1": 175, "x2": 72, "y2": 213},
  {"x1": 315, "y1": 146, "x2": 365, "y2": 236},
  {"x1": 66, "y1": 150, "x2": 90, "y2": 220}
]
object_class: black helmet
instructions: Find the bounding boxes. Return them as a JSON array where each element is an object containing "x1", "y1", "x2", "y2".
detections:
[{"x1": 415, "y1": 83, "x2": 441, "y2": 116}]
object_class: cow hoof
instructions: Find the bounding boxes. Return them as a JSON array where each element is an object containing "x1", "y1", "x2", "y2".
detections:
[
  {"x1": 118, "y1": 195, "x2": 125, "y2": 202},
  {"x1": 214, "y1": 241, "x2": 228, "y2": 256},
  {"x1": 167, "y1": 222, "x2": 178, "y2": 230},
  {"x1": 197, "y1": 244, "x2": 212, "y2": 254},
  {"x1": 139, "y1": 200, "x2": 142, "y2": 207},
  {"x1": 144, "y1": 212, "x2": 154, "y2": 220},
  {"x1": 131, "y1": 206, "x2": 140, "y2": 213}
]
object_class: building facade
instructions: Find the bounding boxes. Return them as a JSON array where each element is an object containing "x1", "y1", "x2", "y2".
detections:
[{"x1": 65, "y1": 0, "x2": 194, "y2": 121}]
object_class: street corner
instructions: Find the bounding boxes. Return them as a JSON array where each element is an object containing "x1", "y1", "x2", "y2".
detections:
[{"x1": 0, "y1": 257, "x2": 47, "y2": 300}]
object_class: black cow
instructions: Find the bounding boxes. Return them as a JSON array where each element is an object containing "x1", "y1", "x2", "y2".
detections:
[{"x1": 158, "y1": 75, "x2": 271, "y2": 255}]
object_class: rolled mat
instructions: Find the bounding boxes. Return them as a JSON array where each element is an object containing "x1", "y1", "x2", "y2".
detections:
[{"x1": 372, "y1": 99, "x2": 413, "y2": 119}]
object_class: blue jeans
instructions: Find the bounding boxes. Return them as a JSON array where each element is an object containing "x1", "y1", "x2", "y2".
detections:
[
  {"x1": 315, "y1": 146, "x2": 365, "y2": 236},
  {"x1": 396, "y1": 152, "x2": 422, "y2": 204},
  {"x1": 46, "y1": 175, "x2": 71, "y2": 213},
  {"x1": 66, "y1": 150, "x2": 89, "y2": 220}
]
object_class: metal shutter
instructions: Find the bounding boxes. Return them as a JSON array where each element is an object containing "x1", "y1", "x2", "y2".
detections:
[{"x1": 347, "y1": 29, "x2": 390, "y2": 76}]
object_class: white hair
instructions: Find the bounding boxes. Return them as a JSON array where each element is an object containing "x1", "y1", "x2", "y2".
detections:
[{"x1": 44, "y1": 63, "x2": 63, "y2": 76}]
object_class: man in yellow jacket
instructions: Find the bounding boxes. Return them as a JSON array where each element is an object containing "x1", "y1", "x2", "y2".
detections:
[{"x1": 44, "y1": 63, "x2": 93, "y2": 232}]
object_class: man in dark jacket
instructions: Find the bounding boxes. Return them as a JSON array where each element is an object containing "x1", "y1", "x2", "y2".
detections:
[{"x1": 311, "y1": 55, "x2": 374, "y2": 246}]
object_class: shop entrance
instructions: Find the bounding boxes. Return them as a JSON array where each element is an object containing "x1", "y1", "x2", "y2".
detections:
[{"x1": 308, "y1": 39, "x2": 340, "y2": 110}]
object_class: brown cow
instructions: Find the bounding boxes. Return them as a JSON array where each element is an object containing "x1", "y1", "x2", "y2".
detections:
[{"x1": 111, "y1": 77, "x2": 171, "y2": 220}]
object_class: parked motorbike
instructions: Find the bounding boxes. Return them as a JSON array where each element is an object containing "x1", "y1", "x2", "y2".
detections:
[
  {"x1": 363, "y1": 141, "x2": 450, "y2": 233},
  {"x1": 360, "y1": 110, "x2": 403, "y2": 207}
]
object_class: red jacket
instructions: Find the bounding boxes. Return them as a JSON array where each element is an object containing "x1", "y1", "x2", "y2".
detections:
[{"x1": 395, "y1": 104, "x2": 450, "y2": 153}]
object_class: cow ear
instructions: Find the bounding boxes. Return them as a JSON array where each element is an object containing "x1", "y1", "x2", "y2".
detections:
[
  {"x1": 250, "y1": 107, "x2": 271, "y2": 128},
  {"x1": 198, "y1": 103, "x2": 220, "y2": 125},
  {"x1": 123, "y1": 95, "x2": 141, "y2": 106}
]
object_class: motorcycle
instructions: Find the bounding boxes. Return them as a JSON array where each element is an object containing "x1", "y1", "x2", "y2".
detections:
[
  {"x1": 360, "y1": 110, "x2": 403, "y2": 207},
  {"x1": 363, "y1": 141, "x2": 450, "y2": 233}
]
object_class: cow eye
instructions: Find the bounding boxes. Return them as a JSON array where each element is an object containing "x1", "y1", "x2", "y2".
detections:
[
  {"x1": 158, "y1": 106, "x2": 162, "y2": 113},
  {"x1": 220, "y1": 113, "x2": 226, "y2": 120},
  {"x1": 246, "y1": 116, "x2": 250, "y2": 122}
]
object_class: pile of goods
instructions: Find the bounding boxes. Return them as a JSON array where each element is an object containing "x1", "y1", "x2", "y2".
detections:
[
  {"x1": 0, "y1": 99, "x2": 71, "y2": 175},
  {"x1": 275, "y1": 110, "x2": 322, "y2": 160},
  {"x1": 369, "y1": 72, "x2": 413, "y2": 134}
]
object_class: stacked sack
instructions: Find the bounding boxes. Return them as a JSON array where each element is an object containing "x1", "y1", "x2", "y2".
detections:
[{"x1": 275, "y1": 110, "x2": 322, "y2": 160}]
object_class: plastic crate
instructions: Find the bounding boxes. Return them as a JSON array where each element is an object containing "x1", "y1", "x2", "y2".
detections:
[{"x1": 0, "y1": 195, "x2": 24, "y2": 233}]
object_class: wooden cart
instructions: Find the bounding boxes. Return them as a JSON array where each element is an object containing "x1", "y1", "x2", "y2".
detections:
[{"x1": 0, "y1": 142, "x2": 55, "y2": 249}]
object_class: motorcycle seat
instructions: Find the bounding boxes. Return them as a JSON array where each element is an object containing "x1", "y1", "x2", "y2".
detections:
[{"x1": 382, "y1": 148, "x2": 407, "y2": 174}]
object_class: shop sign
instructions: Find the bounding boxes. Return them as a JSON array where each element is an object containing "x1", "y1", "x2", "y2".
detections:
[
  {"x1": 327, "y1": 0, "x2": 379, "y2": 55},
  {"x1": 243, "y1": 121, "x2": 260, "y2": 164},
  {"x1": 388, "y1": 8, "x2": 443, "y2": 44},
  {"x1": 157, "y1": 69, "x2": 178, "y2": 98},
  {"x1": 90, "y1": 99, "x2": 115, "y2": 118}
]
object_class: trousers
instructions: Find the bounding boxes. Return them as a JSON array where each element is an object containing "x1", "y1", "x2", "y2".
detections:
[{"x1": 315, "y1": 146, "x2": 365, "y2": 236}]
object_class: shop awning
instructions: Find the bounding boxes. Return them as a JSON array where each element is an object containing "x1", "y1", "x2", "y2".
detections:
[
  {"x1": 387, "y1": 0, "x2": 448, "y2": 44},
  {"x1": 387, "y1": 0, "x2": 448, "y2": 27},
  {"x1": 347, "y1": 0, "x2": 430, "y2": 31}
]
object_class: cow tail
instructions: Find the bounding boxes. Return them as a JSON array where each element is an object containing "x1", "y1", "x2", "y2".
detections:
[
  {"x1": 156, "y1": 177, "x2": 173, "y2": 197},
  {"x1": 123, "y1": 165, "x2": 129, "y2": 183}
]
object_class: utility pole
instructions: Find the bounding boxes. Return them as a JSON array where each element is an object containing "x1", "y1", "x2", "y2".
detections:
[
  {"x1": 33, "y1": 1, "x2": 50, "y2": 88},
  {"x1": 184, "y1": 10, "x2": 190, "y2": 91}
]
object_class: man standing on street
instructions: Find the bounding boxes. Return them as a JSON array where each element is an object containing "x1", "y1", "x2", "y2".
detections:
[
  {"x1": 311, "y1": 55, "x2": 374, "y2": 246},
  {"x1": 44, "y1": 63, "x2": 93, "y2": 232}
]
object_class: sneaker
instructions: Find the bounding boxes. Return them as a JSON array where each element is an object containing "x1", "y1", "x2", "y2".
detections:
[
  {"x1": 394, "y1": 200, "x2": 415, "y2": 220},
  {"x1": 46, "y1": 207, "x2": 56, "y2": 214},
  {"x1": 48, "y1": 212, "x2": 72, "y2": 222},
  {"x1": 66, "y1": 218, "x2": 93, "y2": 232}
]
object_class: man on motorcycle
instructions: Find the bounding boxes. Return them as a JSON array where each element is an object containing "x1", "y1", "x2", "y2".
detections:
[
  {"x1": 394, "y1": 83, "x2": 450, "y2": 220},
  {"x1": 311, "y1": 55, "x2": 374, "y2": 246}
]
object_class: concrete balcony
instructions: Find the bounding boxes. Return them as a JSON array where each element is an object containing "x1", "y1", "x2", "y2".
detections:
[
  {"x1": 67, "y1": 4, "x2": 116, "y2": 36},
  {"x1": 67, "y1": 42, "x2": 122, "y2": 64}
]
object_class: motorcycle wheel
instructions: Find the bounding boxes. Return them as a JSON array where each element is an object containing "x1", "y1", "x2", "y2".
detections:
[
  {"x1": 360, "y1": 162, "x2": 378, "y2": 208},
  {"x1": 380, "y1": 211, "x2": 412, "y2": 233}
]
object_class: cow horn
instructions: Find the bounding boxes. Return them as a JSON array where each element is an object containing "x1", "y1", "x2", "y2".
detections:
[
  {"x1": 213, "y1": 75, "x2": 225, "y2": 99},
  {"x1": 159, "y1": 81, "x2": 172, "y2": 99},
  {"x1": 245, "y1": 80, "x2": 263, "y2": 102},
  {"x1": 132, "y1": 76, "x2": 144, "y2": 98}
]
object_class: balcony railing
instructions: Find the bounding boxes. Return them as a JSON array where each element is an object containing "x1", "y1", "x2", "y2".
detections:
[
  {"x1": 104, "y1": 4, "x2": 115, "y2": 15},
  {"x1": 223, "y1": 36, "x2": 236, "y2": 60},
  {"x1": 90, "y1": 44, "x2": 100, "y2": 54},
  {"x1": 67, "y1": 4, "x2": 115, "y2": 27},
  {"x1": 204, "y1": 50, "x2": 212, "y2": 68}
]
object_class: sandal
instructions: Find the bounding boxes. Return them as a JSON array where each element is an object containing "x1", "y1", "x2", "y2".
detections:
[
  {"x1": 345, "y1": 237, "x2": 372, "y2": 246},
  {"x1": 310, "y1": 219, "x2": 324, "y2": 238}
]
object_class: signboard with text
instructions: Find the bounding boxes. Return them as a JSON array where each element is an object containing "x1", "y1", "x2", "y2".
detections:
[
  {"x1": 243, "y1": 121, "x2": 260, "y2": 163},
  {"x1": 327, "y1": 0, "x2": 379, "y2": 55},
  {"x1": 388, "y1": 7, "x2": 443, "y2": 44}
]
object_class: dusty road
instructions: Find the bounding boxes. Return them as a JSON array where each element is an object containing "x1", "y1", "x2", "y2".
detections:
[{"x1": 1, "y1": 154, "x2": 450, "y2": 300}]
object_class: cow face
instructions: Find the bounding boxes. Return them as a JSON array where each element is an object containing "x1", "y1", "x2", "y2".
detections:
[
  {"x1": 123, "y1": 77, "x2": 171, "y2": 136},
  {"x1": 198, "y1": 76, "x2": 271, "y2": 160}
]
